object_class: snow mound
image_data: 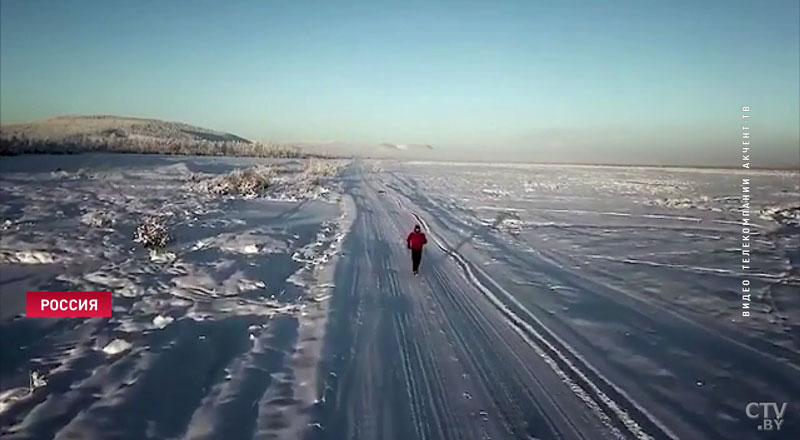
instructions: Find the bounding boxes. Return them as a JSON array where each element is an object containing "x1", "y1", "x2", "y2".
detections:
[
  {"x1": 149, "y1": 249, "x2": 177, "y2": 263},
  {"x1": 222, "y1": 243, "x2": 260, "y2": 255},
  {"x1": 153, "y1": 315, "x2": 174, "y2": 329},
  {"x1": 80, "y1": 210, "x2": 116, "y2": 228},
  {"x1": 761, "y1": 205, "x2": 800, "y2": 228},
  {"x1": 0, "y1": 388, "x2": 31, "y2": 415},
  {"x1": 482, "y1": 188, "x2": 510, "y2": 198},
  {"x1": 643, "y1": 197, "x2": 713, "y2": 210},
  {"x1": 0, "y1": 250, "x2": 57, "y2": 264},
  {"x1": 102, "y1": 339, "x2": 132, "y2": 355}
]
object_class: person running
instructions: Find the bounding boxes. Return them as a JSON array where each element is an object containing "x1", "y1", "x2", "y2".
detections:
[{"x1": 406, "y1": 224, "x2": 427, "y2": 275}]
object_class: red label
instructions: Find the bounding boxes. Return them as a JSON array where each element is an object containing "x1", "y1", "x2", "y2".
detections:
[{"x1": 26, "y1": 291, "x2": 112, "y2": 317}]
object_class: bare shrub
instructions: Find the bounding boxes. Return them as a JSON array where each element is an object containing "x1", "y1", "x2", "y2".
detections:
[
  {"x1": 191, "y1": 165, "x2": 275, "y2": 197},
  {"x1": 305, "y1": 158, "x2": 340, "y2": 177},
  {"x1": 265, "y1": 159, "x2": 346, "y2": 201},
  {"x1": 134, "y1": 216, "x2": 171, "y2": 249},
  {"x1": 302, "y1": 159, "x2": 345, "y2": 185}
]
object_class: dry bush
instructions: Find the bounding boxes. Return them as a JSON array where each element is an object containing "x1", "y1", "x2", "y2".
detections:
[
  {"x1": 134, "y1": 215, "x2": 171, "y2": 249},
  {"x1": 302, "y1": 159, "x2": 345, "y2": 185},
  {"x1": 305, "y1": 158, "x2": 341, "y2": 177},
  {"x1": 267, "y1": 159, "x2": 346, "y2": 201},
  {"x1": 191, "y1": 165, "x2": 275, "y2": 197}
]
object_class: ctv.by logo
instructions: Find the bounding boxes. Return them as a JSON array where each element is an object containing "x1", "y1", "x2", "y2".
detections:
[{"x1": 746, "y1": 402, "x2": 787, "y2": 431}]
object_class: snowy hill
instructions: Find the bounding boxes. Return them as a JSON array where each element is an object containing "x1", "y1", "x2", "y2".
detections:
[
  {"x1": 0, "y1": 115, "x2": 312, "y2": 158},
  {"x1": 0, "y1": 115, "x2": 251, "y2": 144}
]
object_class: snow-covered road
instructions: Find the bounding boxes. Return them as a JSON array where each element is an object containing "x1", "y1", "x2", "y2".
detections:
[{"x1": 313, "y1": 160, "x2": 799, "y2": 440}]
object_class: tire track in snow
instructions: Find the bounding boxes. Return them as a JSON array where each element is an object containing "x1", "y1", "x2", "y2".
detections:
[
  {"x1": 372, "y1": 173, "x2": 489, "y2": 439},
  {"x1": 384, "y1": 164, "x2": 800, "y2": 439},
  {"x1": 425, "y1": 262, "x2": 588, "y2": 439},
  {"x1": 371, "y1": 206, "x2": 427, "y2": 440},
  {"x1": 316, "y1": 163, "x2": 627, "y2": 439},
  {"x1": 373, "y1": 176, "x2": 462, "y2": 440},
  {"x1": 368, "y1": 166, "x2": 607, "y2": 439},
  {"x1": 409, "y1": 210, "x2": 678, "y2": 440}
]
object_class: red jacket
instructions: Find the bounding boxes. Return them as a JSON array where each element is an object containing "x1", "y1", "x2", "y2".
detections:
[{"x1": 407, "y1": 231, "x2": 427, "y2": 251}]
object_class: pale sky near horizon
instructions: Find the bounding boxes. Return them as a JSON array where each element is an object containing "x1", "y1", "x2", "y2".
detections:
[{"x1": 1, "y1": 0, "x2": 798, "y2": 166}]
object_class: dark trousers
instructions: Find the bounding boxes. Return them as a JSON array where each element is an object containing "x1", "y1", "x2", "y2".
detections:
[{"x1": 411, "y1": 249, "x2": 423, "y2": 272}]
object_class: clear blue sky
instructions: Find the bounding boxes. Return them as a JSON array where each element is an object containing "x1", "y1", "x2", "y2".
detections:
[{"x1": 1, "y1": 0, "x2": 798, "y2": 166}]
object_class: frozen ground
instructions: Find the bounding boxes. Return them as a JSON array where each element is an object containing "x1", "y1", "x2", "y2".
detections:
[
  {"x1": 0, "y1": 154, "x2": 352, "y2": 439},
  {"x1": 1, "y1": 156, "x2": 798, "y2": 439}
]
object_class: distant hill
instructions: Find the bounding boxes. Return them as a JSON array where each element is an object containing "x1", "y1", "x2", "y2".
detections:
[
  {"x1": 0, "y1": 115, "x2": 251, "y2": 144},
  {"x1": 0, "y1": 115, "x2": 312, "y2": 158}
]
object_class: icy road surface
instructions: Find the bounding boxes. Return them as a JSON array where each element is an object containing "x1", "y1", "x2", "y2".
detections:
[
  {"x1": 310, "y1": 161, "x2": 799, "y2": 440},
  {"x1": 1, "y1": 156, "x2": 799, "y2": 439}
]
